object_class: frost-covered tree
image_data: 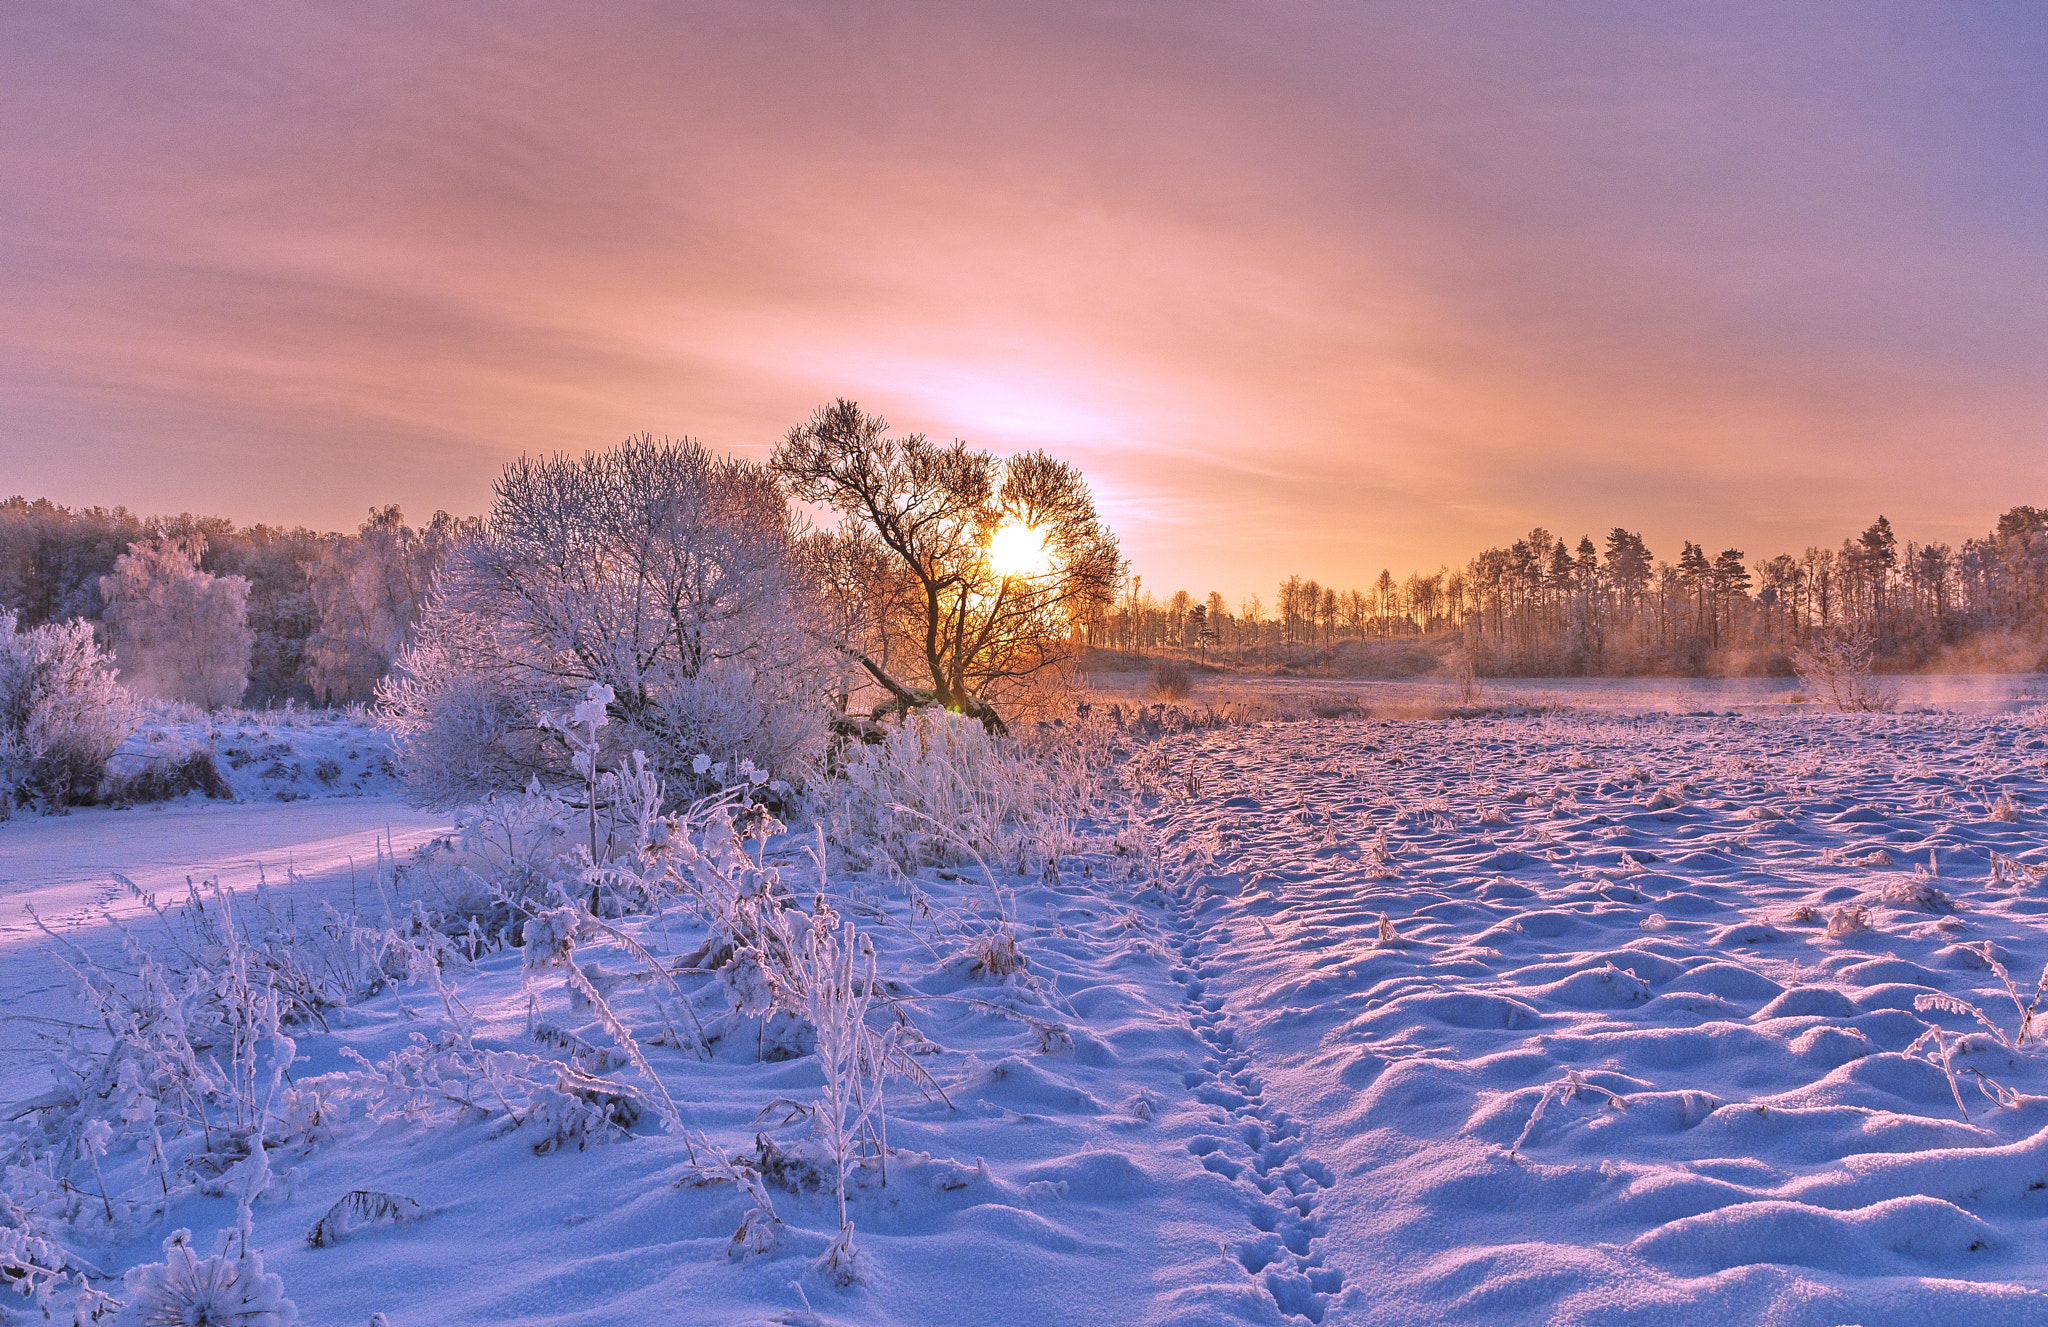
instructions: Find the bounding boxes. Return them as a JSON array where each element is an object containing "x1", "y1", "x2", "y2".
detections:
[
  {"x1": 98, "y1": 535, "x2": 252, "y2": 707},
  {"x1": 381, "y1": 437, "x2": 825, "y2": 806},
  {"x1": 303, "y1": 506, "x2": 466, "y2": 704},
  {"x1": 0, "y1": 611, "x2": 134, "y2": 807},
  {"x1": 775, "y1": 400, "x2": 1123, "y2": 734}
]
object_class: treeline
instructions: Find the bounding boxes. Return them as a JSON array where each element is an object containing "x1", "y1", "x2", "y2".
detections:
[
  {"x1": 1093, "y1": 507, "x2": 2048, "y2": 676},
  {"x1": 4, "y1": 407, "x2": 1124, "y2": 814},
  {"x1": 0, "y1": 497, "x2": 467, "y2": 706}
]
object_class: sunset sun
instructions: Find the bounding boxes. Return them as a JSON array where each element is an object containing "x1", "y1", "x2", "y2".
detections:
[{"x1": 987, "y1": 516, "x2": 1051, "y2": 578}]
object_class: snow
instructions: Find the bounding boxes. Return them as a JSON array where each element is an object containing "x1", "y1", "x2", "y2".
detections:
[
  {"x1": 0, "y1": 713, "x2": 444, "y2": 1069},
  {"x1": 7, "y1": 706, "x2": 2048, "y2": 1324},
  {"x1": 104, "y1": 705, "x2": 405, "y2": 803},
  {"x1": 1141, "y1": 710, "x2": 2048, "y2": 1324}
]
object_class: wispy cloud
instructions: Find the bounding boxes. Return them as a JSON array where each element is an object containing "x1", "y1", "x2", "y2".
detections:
[{"x1": 2, "y1": 1, "x2": 2043, "y2": 594}]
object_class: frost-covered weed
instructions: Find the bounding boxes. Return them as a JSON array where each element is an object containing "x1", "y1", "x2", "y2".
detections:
[
  {"x1": 303, "y1": 1190, "x2": 423, "y2": 1248},
  {"x1": 334, "y1": 992, "x2": 646, "y2": 1156},
  {"x1": 1360, "y1": 830, "x2": 1399, "y2": 881},
  {"x1": 1509, "y1": 1069, "x2": 1628, "y2": 1156},
  {"x1": 18, "y1": 896, "x2": 315, "y2": 1207},
  {"x1": 1991, "y1": 852, "x2": 2048, "y2": 888},
  {"x1": 788, "y1": 905, "x2": 908, "y2": 1284},
  {"x1": 1826, "y1": 903, "x2": 1873, "y2": 937},
  {"x1": 0, "y1": 1193, "x2": 87, "y2": 1309},
  {"x1": 0, "y1": 871, "x2": 469, "y2": 1311},
  {"x1": 123, "y1": 1225, "x2": 295, "y2": 1326},
  {"x1": 828, "y1": 709, "x2": 1106, "y2": 873},
  {"x1": 1869, "y1": 875, "x2": 1960, "y2": 914}
]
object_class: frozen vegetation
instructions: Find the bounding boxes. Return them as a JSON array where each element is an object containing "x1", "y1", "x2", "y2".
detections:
[
  {"x1": 6, "y1": 432, "x2": 2048, "y2": 1324},
  {"x1": 1, "y1": 699, "x2": 2046, "y2": 1324}
]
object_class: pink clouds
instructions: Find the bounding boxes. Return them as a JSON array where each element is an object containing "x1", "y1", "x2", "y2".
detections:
[{"x1": 2, "y1": 2, "x2": 2044, "y2": 598}]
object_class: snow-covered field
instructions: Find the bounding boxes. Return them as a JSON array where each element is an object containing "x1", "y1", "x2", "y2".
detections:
[
  {"x1": 1143, "y1": 708, "x2": 2048, "y2": 1324},
  {"x1": 6, "y1": 707, "x2": 2048, "y2": 1325}
]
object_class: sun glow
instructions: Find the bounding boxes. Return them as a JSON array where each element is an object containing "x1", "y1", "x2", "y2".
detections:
[{"x1": 987, "y1": 518, "x2": 1052, "y2": 578}]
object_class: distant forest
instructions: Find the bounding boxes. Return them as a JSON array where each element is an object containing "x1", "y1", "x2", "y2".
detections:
[
  {"x1": 0, "y1": 497, "x2": 467, "y2": 706},
  {"x1": 8, "y1": 498, "x2": 2046, "y2": 705},
  {"x1": 1094, "y1": 508, "x2": 2048, "y2": 677}
]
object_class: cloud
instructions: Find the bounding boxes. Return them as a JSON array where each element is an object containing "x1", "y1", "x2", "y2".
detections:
[{"x1": 2, "y1": 1, "x2": 2043, "y2": 594}]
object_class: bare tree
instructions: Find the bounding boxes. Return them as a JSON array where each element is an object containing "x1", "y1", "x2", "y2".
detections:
[
  {"x1": 773, "y1": 401, "x2": 1123, "y2": 734},
  {"x1": 381, "y1": 437, "x2": 825, "y2": 805}
]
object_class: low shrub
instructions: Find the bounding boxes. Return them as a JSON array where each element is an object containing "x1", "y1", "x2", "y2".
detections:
[{"x1": 1147, "y1": 658, "x2": 1193, "y2": 701}]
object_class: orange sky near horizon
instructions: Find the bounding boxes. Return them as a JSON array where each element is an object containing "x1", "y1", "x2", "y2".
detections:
[{"x1": 4, "y1": 2, "x2": 2046, "y2": 601}]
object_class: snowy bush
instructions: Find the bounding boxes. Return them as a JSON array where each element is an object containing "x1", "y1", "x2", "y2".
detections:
[
  {"x1": 380, "y1": 437, "x2": 828, "y2": 807},
  {"x1": 99, "y1": 535, "x2": 253, "y2": 708},
  {"x1": 0, "y1": 611, "x2": 135, "y2": 809},
  {"x1": 1147, "y1": 657, "x2": 1193, "y2": 701},
  {"x1": 1793, "y1": 626, "x2": 1898, "y2": 713},
  {"x1": 123, "y1": 1227, "x2": 295, "y2": 1326}
]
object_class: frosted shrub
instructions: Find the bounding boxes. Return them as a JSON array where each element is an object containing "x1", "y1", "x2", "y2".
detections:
[
  {"x1": 0, "y1": 612, "x2": 135, "y2": 808},
  {"x1": 404, "y1": 791, "x2": 586, "y2": 942},
  {"x1": 1793, "y1": 627, "x2": 1897, "y2": 713},
  {"x1": 381, "y1": 438, "x2": 827, "y2": 806},
  {"x1": 1147, "y1": 658, "x2": 1193, "y2": 701}
]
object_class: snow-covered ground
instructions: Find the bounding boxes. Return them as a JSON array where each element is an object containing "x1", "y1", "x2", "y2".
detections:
[
  {"x1": 7, "y1": 707, "x2": 2048, "y2": 1325},
  {"x1": 104, "y1": 705, "x2": 405, "y2": 803},
  {"x1": 1142, "y1": 709, "x2": 2048, "y2": 1324}
]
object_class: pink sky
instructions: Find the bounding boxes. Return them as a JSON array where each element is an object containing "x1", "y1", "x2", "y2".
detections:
[{"x1": 4, "y1": 2, "x2": 2046, "y2": 600}]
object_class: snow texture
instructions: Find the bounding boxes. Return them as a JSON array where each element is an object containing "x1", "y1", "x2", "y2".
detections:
[
  {"x1": 4, "y1": 706, "x2": 2048, "y2": 1325},
  {"x1": 1141, "y1": 710, "x2": 2048, "y2": 1325}
]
